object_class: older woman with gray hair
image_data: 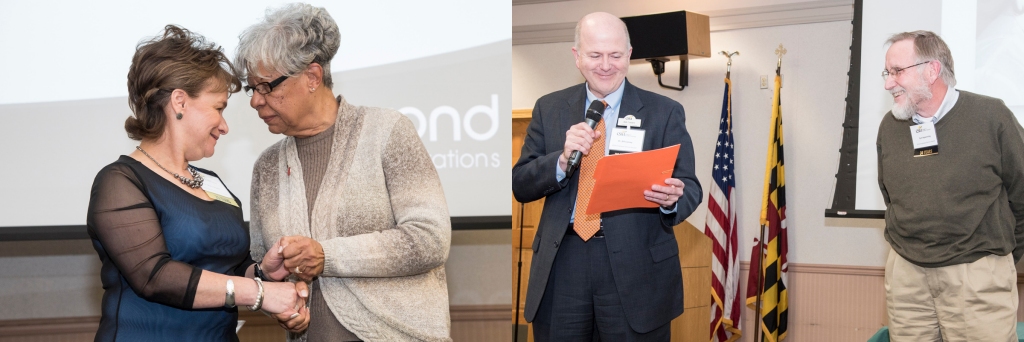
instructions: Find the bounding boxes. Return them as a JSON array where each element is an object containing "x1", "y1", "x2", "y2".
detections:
[{"x1": 236, "y1": 3, "x2": 452, "y2": 341}]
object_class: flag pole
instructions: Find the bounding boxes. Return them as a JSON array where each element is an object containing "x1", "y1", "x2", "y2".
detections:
[
  {"x1": 754, "y1": 226, "x2": 767, "y2": 342},
  {"x1": 720, "y1": 49, "x2": 753, "y2": 342},
  {"x1": 754, "y1": 45, "x2": 787, "y2": 342},
  {"x1": 719, "y1": 51, "x2": 739, "y2": 155},
  {"x1": 513, "y1": 202, "x2": 525, "y2": 341},
  {"x1": 719, "y1": 51, "x2": 739, "y2": 80},
  {"x1": 710, "y1": 52, "x2": 740, "y2": 342}
]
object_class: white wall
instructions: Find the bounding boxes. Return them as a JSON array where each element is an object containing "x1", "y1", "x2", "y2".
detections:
[{"x1": 513, "y1": 17, "x2": 891, "y2": 267}]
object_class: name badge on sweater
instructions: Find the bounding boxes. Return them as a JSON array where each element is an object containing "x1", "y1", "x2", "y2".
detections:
[
  {"x1": 910, "y1": 122, "x2": 939, "y2": 157},
  {"x1": 199, "y1": 172, "x2": 239, "y2": 207}
]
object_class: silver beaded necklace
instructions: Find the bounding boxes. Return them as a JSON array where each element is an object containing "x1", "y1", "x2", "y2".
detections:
[{"x1": 136, "y1": 146, "x2": 204, "y2": 189}]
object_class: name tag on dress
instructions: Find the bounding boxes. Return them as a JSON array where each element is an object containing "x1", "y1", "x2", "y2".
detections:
[
  {"x1": 909, "y1": 122, "x2": 939, "y2": 157},
  {"x1": 199, "y1": 172, "x2": 239, "y2": 207}
]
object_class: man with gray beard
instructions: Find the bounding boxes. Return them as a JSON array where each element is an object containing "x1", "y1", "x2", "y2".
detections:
[{"x1": 876, "y1": 30, "x2": 1024, "y2": 341}]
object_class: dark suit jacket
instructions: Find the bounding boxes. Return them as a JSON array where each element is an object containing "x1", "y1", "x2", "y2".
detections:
[{"x1": 512, "y1": 80, "x2": 702, "y2": 333}]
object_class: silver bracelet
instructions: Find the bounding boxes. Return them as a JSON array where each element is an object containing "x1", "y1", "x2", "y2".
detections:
[
  {"x1": 225, "y1": 279, "x2": 236, "y2": 308},
  {"x1": 248, "y1": 277, "x2": 264, "y2": 311}
]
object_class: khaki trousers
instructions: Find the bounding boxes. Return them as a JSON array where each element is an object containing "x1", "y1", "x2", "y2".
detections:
[{"x1": 885, "y1": 249, "x2": 1018, "y2": 342}]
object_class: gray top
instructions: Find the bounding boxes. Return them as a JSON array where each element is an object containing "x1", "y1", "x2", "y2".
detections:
[
  {"x1": 295, "y1": 123, "x2": 361, "y2": 341},
  {"x1": 295, "y1": 122, "x2": 336, "y2": 223},
  {"x1": 877, "y1": 90, "x2": 1024, "y2": 267}
]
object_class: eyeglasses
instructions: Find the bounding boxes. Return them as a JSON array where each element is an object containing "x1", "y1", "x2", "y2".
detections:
[
  {"x1": 244, "y1": 75, "x2": 289, "y2": 96},
  {"x1": 881, "y1": 61, "x2": 931, "y2": 80}
]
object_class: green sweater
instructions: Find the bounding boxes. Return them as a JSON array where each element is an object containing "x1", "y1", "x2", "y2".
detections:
[{"x1": 877, "y1": 90, "x2": 1024, "y2": 267}]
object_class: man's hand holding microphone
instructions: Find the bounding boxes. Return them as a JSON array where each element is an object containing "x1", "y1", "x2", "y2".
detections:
[{"x1": 560, "y1": 101, "x2": 606, "y2": 174}]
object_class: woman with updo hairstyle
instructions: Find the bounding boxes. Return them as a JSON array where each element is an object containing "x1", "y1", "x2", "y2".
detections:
[
  {"x1": 87, "y1": 24, "x2": 308, "y2": 341},
  {"x1": 237, "y1": 3, "x2": 452, "y2": 341}
]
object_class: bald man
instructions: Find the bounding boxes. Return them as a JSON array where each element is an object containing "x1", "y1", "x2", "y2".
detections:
[{"x1": 512, "y1": 12, "x2": 702, "y2": 341}]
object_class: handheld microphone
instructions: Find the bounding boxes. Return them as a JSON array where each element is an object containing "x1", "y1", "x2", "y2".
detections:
[{"x1": 566, "y1": 100, "x2": 606, "y2": 176}]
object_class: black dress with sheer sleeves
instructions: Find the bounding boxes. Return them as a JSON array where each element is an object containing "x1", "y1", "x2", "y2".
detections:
[{"x1": 87, "y1": 155, "x2": 254, "y2": 342}]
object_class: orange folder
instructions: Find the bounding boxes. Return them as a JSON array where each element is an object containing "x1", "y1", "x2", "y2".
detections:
[{"x1": 585, "y1": 144, "x2": 680, "y2": 215}]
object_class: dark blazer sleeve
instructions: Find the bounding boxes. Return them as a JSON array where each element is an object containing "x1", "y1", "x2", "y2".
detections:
[
  {"x1": 660, "y1": 101, "x2": 702, "y2": 228},
  {"x1": 513, "y1": 99, "x2": 567, "y2": 203}
]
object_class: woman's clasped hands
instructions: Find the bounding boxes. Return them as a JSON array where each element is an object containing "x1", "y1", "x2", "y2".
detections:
[{"x1": 258, "y1": 238, "x2": 312, "y2": 333}]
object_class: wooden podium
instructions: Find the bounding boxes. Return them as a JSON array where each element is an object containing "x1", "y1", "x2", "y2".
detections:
[{"x1": 512, "y1": 110, "x2": 712, "y2": 341}]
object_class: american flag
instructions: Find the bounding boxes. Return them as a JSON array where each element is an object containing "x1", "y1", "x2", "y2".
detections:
[{"x1": 704, "y1": 78, "x2": 742, "y2": 342}]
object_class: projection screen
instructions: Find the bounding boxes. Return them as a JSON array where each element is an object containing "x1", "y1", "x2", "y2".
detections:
[{"x1": 0, "y1": 0, "x2": 511, "y2": 235}]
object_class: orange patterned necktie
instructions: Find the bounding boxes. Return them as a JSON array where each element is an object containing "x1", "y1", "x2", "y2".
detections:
[{"x1": 573, "y1": 117, "x2": 605, "y2": 241}]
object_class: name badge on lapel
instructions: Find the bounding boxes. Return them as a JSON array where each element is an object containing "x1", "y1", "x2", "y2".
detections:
[
  {"x1": 199, "y1": 172, "x2": 239, "y2": 207},
  {"x1": 617, "y1": 115, "x2": 641, "y2": 129},
  {"x1": 909, "y1": 122, "x2": 939, "y2": 157},
  {"x1": 610, "y1": 115, "x2": 645, "y2": 154}
]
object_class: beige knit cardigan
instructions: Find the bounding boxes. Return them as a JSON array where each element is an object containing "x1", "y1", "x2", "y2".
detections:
[{"x1": 249, "y1": 96, "x2": 452, "y2": 341}]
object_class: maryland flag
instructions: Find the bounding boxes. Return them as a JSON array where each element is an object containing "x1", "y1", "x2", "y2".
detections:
[{"x1": 745, "y1": 72, "x2": 789, "y2": 342}]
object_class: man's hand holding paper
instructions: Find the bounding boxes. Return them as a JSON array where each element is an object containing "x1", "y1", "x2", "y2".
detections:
[{"x1": 645, "y1": 178, "x2": 685, "y2": 209}]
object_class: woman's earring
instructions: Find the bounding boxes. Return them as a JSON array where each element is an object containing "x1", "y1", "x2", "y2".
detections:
[{"x1": 176, "y1": 112, "x2": 183, "y2": 120}]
